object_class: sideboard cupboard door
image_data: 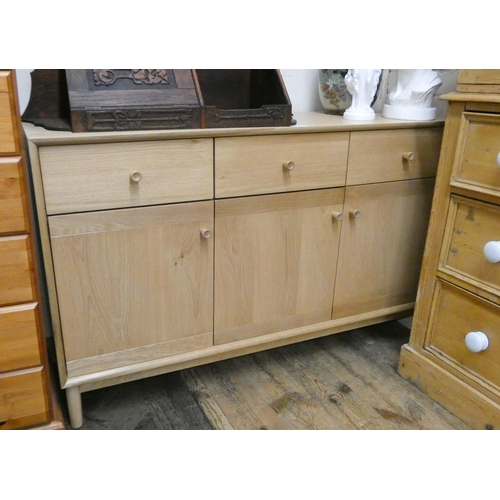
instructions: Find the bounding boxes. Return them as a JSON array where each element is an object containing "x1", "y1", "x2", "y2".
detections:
[
  {"x1": 48, "y1": 202, "x2": 214, "y2": 377},
  {"x1": 332, "y1": 179, "x2": 435, "y2": 319},
  {"x1": 214, "y1": 188, "x2": 344, "y2": 344}
]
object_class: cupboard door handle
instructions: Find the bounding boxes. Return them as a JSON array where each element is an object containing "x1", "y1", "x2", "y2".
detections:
[
  {"x1": 200, "y1": 228, "x2": 212, "y2": 239},
  {"x1": 349, "y1": 210, "x2": 361, "y2": 219},
  {"x1": 332, "y1": 211, "x2": 343, "y2": 221},
  {"x1": 402, "y1": 152, "x2": 415, "y2": 161},
  {"x1": 130, "y1": 171, "x2": 142, "y2": 182},
  {"x1": 483, "y1": 241, "x2": 500, "y2": 263},
  {"x1": 282, "y1": 161, "x2": 295, "y2": 171},
  {"x1": 465, "y1": 331, "x2": 489, "y2": 353},
  {"x1": 497, "y1": 152, "x2": 500, "y2": 167}
]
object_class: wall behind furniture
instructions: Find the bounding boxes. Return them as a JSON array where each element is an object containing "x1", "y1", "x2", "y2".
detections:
[{"x1": 280, "y1": 69, "x2": 459, "y2": 117}]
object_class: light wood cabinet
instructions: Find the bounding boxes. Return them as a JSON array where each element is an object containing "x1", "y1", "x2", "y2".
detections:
[
  {"x1": 0, "y1": 70, "x2": 63, "y2": 430},
  {"x1": 399, "y1": 72, "x2": 500, "y2": 429},
  {"x1": 24, "y1": 112, "x2": 443, "y2": 428}
]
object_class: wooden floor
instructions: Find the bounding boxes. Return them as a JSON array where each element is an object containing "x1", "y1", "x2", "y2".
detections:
[{"x1": 62, "y1": 320, "x2": 469, "y2": 430}]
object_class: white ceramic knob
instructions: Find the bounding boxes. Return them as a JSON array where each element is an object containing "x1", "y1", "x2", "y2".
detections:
[
  {"x1": 497, "y1": 152, "x2": 500, "y2": 167},
  {"x1": 483, "y1": 241, "x2": 500, "y2": 263},
  {"x1": 465, "y1": 331, "x2": 489, "y2": 353},
  {"x1": 283, "y1": 161, "x2": 295, "y2": 171},
  {"x1": 349, "y1": 210, "x2": 361, "y2": 219},
  {"x1": 200, "y1": 228, "x2": 212, "y2": 239}
]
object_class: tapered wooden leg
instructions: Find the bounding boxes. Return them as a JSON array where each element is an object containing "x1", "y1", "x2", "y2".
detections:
[{"x1": 66, "y1": 386, "x2": 83, "y2": 429}]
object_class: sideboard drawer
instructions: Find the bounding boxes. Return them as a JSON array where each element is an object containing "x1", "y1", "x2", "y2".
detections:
[
  {"x1": 0, "y1": 304, "x2": 41, "y2": 373},
  {"x1": 39, "y1": 138, "x2": 213, "y2": 214},
  {"x1": 426, "y1": 280, "x2": 500, "y2": 392},
  {"x1": 0, "y1": 71, "x2": 17, "y2": 155},
  {"x1": 440, "y1": 195, "x2": 500, "y2": 297},
  {"x1": 0, "y1": 235, "x2": 33, "y2": 305},
  {"x1": 0, "y1": 157, "x2": 27, "y2": 234},
  {"x1": 347, "y1": 128, "x2": 442, "y2": 185},
  {"x1": 0, "y1": 367, "x2": 47, "y2": 424},
  {"x1": 452, "y1": 113, "x2": 500, "y2": 197},
  {"x1": 215, "y1": 132, "x2": 349, "y2": 197}
]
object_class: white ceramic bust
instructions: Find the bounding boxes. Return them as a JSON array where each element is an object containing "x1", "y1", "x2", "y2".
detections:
[
  {"x1": 382, "y1": 69, "x2": 442, "y2": 121},
  {"x1": 343, "y1": 69, "x2": 381, "y2": 121}
]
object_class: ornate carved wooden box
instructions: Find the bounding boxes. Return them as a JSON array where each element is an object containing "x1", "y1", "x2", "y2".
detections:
[{"x1": 22, "y1": 69, "x2": 292, "y2": 132}]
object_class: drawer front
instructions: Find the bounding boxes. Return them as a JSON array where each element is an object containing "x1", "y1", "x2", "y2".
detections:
[
  {"x1": 0, "y1": 71, "x2": 17, "y2": 156},
  {"x1": 440, "y1": 196, "x2": 500, "y2": 297},
  {"x1": 39, "y1": 138, "x2": 213, "y2": 214},
  {"x1": 452, "y1": 113, "x2": 500, "y2": 197},
  {"x1": 0, "y1": 367, "x2": 47, "y2": 426},
  {"x1": 427, "y1": 280, "x2": 500, "y2": 391},
  {"x1": 0, "y1": 304, "x2": 41, "y2": 372},
  {"x1": 346, "y1": 128, "x2": 442, "y2": 185},
  {"x1": 0, "y1": 235, "x2": 33, "y2": 305},
  {"x1": 215, "y1": 132, "x2": 349, "y2": 198},
  {"x1": 0, "y1": 157, "x2": 27, "y2": 233}
]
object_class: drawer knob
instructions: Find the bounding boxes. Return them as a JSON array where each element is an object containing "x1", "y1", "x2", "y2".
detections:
[
  {"x1": 465, "y1": 331, "x2": 489, "y2": 353},
  {"x1": 483, "y1": 241, "x2": 500, "y2": 263},
  {"x1": 283, "y1": 161, "x2": 295, "y2": 171},
  {"x1": 349, "y1": 210, "x2": 361, "y2": 219},
  {"x1": 130, "y1": 171, "x2": 142, "y2": 183},
  {"x1": 497, "y1": 152, "x2": 500, "y2": 167},
  {"x1": 200, "y1": 228, "x2": 212, "y2": 239},
  {"x1": 402, "y1": 152, "x2": 415, "y2": 161},
  {"x1": 332, "y1": 211, "x2": 343, "y2": 221}
]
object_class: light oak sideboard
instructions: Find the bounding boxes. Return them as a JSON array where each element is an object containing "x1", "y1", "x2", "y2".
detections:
[{"x1": 23, "y1": 112, "x2": 443, "y2": 428}]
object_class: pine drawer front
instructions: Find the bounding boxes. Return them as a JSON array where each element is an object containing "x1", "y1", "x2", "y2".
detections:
[
  {"x1": 0, "y1": 304, "x2": 41, "y2": 372},
  {"x1": 39, "y1": 138, "x2": 213, "y2": 215},
  {"x1": 215, "y1": 133, "x2": 349, "y2": 198},
  {"x1": 426, "y1": 280, "x2": 500, "y2": 391},
  {"x1": 346, "y1": 128, "x2": 442, "y2": 185},
  {"x1": 0, "y1": 235, "x2": 33, "y2": 305},
  {"x1": 0, "y1": 367, "x2": 47, "y2": 426},
  {"x1": 0, "y1": 157, "x2": 26, "y2": 233},
  {"x1": 0, "y1": 71, "x2": 17, "y2": 155},
  {"x1": 440, "y1": 195, "x2": 500, "y2": 297},
  {"x1": 452, "y1": 113, "x2": 500, "y2": 197}
]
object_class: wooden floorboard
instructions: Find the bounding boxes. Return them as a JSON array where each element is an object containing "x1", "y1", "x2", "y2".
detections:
[{"x1": 60, "y1": 320, "x2": 469, "y2": 430}]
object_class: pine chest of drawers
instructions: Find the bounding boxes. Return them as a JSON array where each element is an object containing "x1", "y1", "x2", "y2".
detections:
[{"x1": 399, "y1": 74, "x2": 500, "y2": 429}]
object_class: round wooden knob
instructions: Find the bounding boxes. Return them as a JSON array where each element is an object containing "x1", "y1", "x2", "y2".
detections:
[
  {"x1": 332, "y1": 212, "x2": 343, "y2": 221},
  {"x1": 349, "y1": 210, "x2": 361, "y2": 219},
  {"x1": 402, "y1": 152, "x2": 415, "y2": 161},
  {"x1": 282, "y1": 161, "x2": 295, "y2": 171},
  {"x1": 200, "y1": 228, "x2": 212, "y2": 239},
  {"x1": 465, "y1": 331, "x2": 489, "y2": 353},
  {"x1": 130, "y1": 171, "x2": 142, "y2": 182}
]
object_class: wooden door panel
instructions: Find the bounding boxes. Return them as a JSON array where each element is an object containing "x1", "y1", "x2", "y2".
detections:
[
  {"x1": 214, "y1": 189, "x2": 344, "y2": 344},
  {"x1": 333, "y1": 179, "x2": 434, "y2": 318}
]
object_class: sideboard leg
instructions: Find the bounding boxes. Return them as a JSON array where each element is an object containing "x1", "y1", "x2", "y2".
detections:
[{"x1": 66, "y1": 386, "x2": 83, "y2": 429}]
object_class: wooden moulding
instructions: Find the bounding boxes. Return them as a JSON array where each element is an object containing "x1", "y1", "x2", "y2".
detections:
[{"x1": 22, "y1": 69, "x2": 293, "y2": 132}]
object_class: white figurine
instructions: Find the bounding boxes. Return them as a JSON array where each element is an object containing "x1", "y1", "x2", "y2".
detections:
[
  {"x1": 343, "y1": 69, "x2": 382, "y2": 121},
  {"x1": 382, "y1": 69, "x2": 442, "y2": 121}
]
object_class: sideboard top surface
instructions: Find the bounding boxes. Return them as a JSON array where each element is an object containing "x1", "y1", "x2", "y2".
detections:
[{"x1": 23, "y1": 112, "x2": 445, "y2": 146}]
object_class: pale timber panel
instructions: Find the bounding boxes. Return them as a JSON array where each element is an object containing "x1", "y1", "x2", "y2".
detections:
[
  {"x1": 39, "y1": 138, "x2": 213, "y2": 214},
  {"x1": 49, "y1": 202, "x2": 214, "y2": 364},
  {"x1": 333, "y1": 179, "x2": 434, "y2": 319},
  {"x1": 215, "y1": 132, "x2": 349, "y2": 197},
  {"x1": 346, "y1": 128, "x2": 442, "y2": 185},
  {"x1": 0, "y1": 158, "x2": 27, "y2": 233},
  {"x1": 214, "y1": 189, "x2": 343, "y2": 344}
]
